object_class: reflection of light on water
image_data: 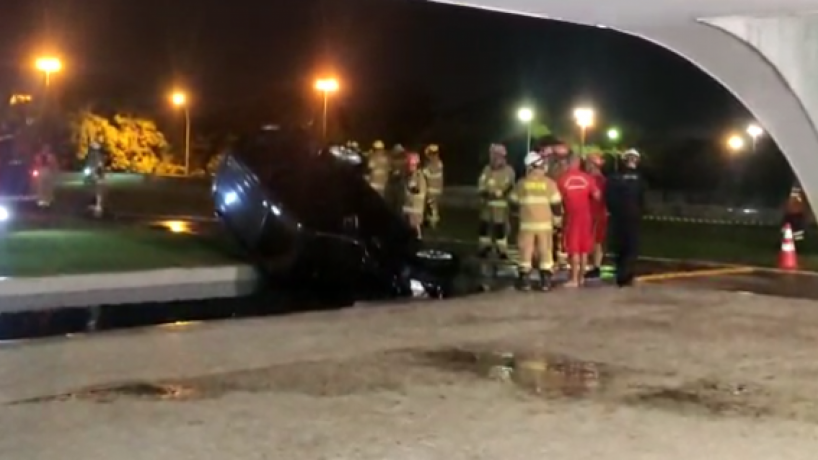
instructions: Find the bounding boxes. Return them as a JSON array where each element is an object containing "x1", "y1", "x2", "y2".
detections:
[
  {"x1": 157, "y1": 320, "x2": 202, "y2": 329},
  {"x1": 162, "y1": 221, "x2": 190, "y2": 233}
]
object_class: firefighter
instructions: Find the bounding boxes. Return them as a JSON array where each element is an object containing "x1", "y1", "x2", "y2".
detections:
[
  {"x1": 606, "y1": 148, "x2": 645, "y2": 287},
  {"x1": 784, "y1": 184, "x2": 806, "y2": 241},
  {"x1": 366, "y1": 140, "x2": 390, "y2": 196},
  {"x1": 403, "y1": 151, "x2": 427, "y2": 237},
  {"x1": 477, "y1": 143, "x2": 516, "y2": 259},
  {"x1": 585, "y1": 152, "x2": 608, "y2": 278},
  {"x1": 34, "y1": 144, "x2": 58, "y2": 208},
  {"x1": 383, "y1": 144, "x2": 407, "y2": 213},
  {"x1": 422, "y1": 144, "x2": 444, "y2": 229},
  {"x1": 509, "y1": 151, "x2": 562, "y2": 291}
]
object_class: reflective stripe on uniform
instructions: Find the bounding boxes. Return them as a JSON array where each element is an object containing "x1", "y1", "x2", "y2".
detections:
[
  {"x1": 519, "y1": 222, "x2": 553, "y2": 231},
  {"x1": 488, "y1": 200, "x2": 508, "y2": 208},
  {"x1": 428, "y1": 188, "x2": 442, "y2": 194},
  {"x1": 517, "y1": 196, "x2": 552, "y2": 205}
]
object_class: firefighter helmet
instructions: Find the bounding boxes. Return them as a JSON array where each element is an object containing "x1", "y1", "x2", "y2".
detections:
[{"x1": 373, "y1": 140, "x2": 385, "y2": 150}]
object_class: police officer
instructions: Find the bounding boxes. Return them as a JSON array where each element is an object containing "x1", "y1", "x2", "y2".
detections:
[
  {"x1": 605, "y1": 148, "x2": 645, "y2": 287},
  {"x1": 509, "y1": 151, "x2": 562, "y2": 291},
  {"x1": 366, "y1": 140, "x2": 390, "y2": 196},
  {"x1": 477, "y1": 144, "x2": 516, "y2": 259},
  {"x1": 34, "y1": 144, "x2": 58, "y2": 208},
  {"x1": 384, "y1": 144, "x2": 407, "y2": 214},
  {"x1": 422, "y1": 144, "x2": 444, "y2": 229},
  {"x1": 403, "y1": 151, "x2": 427, "y2": 237}
]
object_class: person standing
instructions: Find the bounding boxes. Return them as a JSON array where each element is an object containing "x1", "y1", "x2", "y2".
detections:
[
  {"x1": 510, "y1": 151, "x2": 562, "y2": 291},
  {"x1": 34, "y1": 144, "x2": 59, "y2": 208},
  {"x1": 477, "y1": 144, "x2": 516, "y2": 259},
  {"x1": 366, "y1": 140, "x2": 390, "y2": 196},
  {"x1": 422, "y1": 144, "x2": 444, "y2": 230},
  {"x1": 783, "y1": 184, "x2": 806, "y2": 241},
  {"x1": 403, "y1": 152, "x2": 427, "y2": 238},
  {"x1": 557, "y1": 154, "x2": 600, "y2": 288},
  {"x1": 585, "y1": 153, "x2": 608, "y2": 278},
  {"x1": 605, "y1": 148, "x2": 645, "y2": 287}
]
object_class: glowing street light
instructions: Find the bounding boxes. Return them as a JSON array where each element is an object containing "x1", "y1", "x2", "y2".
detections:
[
  {"x1": 35, "y1": 56, "x2": 62, "y2": 86},
  {"x1": 517, "y1": 107, "x2": 534, "y2": 153},
  {"x1": 746, "y1": 123, "x2": 763, "y2": 151},
  {"x1": 170, "y1": 90, "x2": 191, "y2": 175},
  {"x1": 315, "y1": 78, "x2": 339, "y2": 140},
  {"x1": 607, "y1": 128, "x2": 620, "y2": 142},
  {"x1": 726, "y1": 134, "x2": 745, "y2": 153},
  {"x1": 573, "y1": 107, "x2": 595, "y2": 154}
]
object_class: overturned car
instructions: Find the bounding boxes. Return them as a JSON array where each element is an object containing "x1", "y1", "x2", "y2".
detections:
[{"x1": 212, "y1": 126, "x2": 459, "y2": 304}]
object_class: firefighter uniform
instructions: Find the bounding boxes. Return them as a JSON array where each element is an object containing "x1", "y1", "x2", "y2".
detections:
[
  {"x1": 510, "y1": 152, "x2": 562, "y2": 290},
  {"x1": 478, "y1": 144, "x2": 516, "y2": 258},
  {"x1": 423, "y1": 144, "x2": 444, "y2": 229},
  {"x1": 403, "y1": 152, "x2": 427, "y2": 236},
  {"x1": 366, "y1": 140, "x2": 390, "y2": 195}
]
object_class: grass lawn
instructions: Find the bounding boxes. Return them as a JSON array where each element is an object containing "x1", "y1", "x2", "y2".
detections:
[
  {"x1": 0, "y1": 226, "x2": 243, "y2": 277},
  {"x1": 434, "y1": 206, "x2": 818, "y2": 271},
  {"x1": 54, "y1": 180, "x2": 215, "y2": 217}
]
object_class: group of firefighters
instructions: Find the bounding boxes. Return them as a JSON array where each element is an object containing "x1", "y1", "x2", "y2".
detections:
[
  {"x1": 356, "y1": 137, "x2": 647, "y2": 291},
  {"x1": 356, "y1": 140, "x2": 445, "y2": 238},
  {"x1": 476, "y1": 138, "x2": 645, "y2": 291}
]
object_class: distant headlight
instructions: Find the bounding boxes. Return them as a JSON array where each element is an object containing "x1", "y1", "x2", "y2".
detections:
[
  {"x1": 83, "y1": 167, "x2": 92, "y2": 176},
  {"x1": 0, "y1": 206, "x2": 10, "y2": 222}
]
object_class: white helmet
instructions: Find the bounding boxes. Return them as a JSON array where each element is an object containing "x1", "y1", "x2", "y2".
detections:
[
  {"x1": 623, "y1": 148, "x2": 640, "y2": 158},
  {"x1": 524, "y1": 151, "x2": 544, "y2": 168}
]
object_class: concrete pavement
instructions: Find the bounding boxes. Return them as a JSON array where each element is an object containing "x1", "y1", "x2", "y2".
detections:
[{"x1": 3, "y1": 286, "x2": 818, "y2": 459}]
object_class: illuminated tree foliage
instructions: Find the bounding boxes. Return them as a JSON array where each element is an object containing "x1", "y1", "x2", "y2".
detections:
[{"x1": 71, "y1": 110, "x2": 171, "y2": 173}]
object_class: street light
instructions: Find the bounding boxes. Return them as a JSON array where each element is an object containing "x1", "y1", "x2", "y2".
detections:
[
  {"x1": 35, "y1": 56, "x2": 61, "y2": 87},
  {"x1": 573, "y1": 107, "x2": 595, "y2": 155},
  {"x1": 746, "y1": 123, "x2": 763, "y2": 151},
  {"x1": 726, "y1": 134, "x2": 745, "y2": 153},
  {"x1": 607, "y1": 128, "x2": 620, "y2": 142},
  {"x1": 315, "y1": 78, "x2": 339, "y2": 140},
  {"x1": 517, "y1": 107, "x2": 534, "y2": 153},
  {"x1": 170, "y1": 90, "x2": 191, "y2": 176}
]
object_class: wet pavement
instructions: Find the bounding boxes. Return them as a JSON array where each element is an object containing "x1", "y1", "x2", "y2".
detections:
[{"x1": 651, "y1": 268, "x2": 818, "y2": 300}]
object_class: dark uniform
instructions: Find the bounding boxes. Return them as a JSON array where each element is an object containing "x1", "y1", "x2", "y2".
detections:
[{"x1": 605, "y1": 166, "x2": 645, "y2": 287}]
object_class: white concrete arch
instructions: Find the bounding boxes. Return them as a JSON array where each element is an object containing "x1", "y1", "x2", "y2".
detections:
[{"x1": 430, "y1": 0, "x2": 818, "y2": 208}]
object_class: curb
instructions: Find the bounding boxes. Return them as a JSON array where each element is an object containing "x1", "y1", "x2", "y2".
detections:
[{"x1": 0, "y1": 265, "x2": 259, "y2": 314}]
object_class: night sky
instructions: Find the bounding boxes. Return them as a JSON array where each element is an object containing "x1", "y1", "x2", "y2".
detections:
[{"x1": 1, "y1": 0, "x2": 750, "y2": 139}]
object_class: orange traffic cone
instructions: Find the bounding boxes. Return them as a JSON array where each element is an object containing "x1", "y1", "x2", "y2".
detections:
[{"x1": 779, "y1": 223, "x2": 798, "y2": 270}]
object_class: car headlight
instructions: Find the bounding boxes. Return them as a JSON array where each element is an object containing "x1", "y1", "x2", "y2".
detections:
[{"x1": 0, "y1": 206, "x2": 10, "y2": 222}]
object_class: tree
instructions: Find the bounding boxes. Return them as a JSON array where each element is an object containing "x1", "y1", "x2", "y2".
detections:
[{"x1": 71, "y1": 111, "x2": 171, "y2": 173}]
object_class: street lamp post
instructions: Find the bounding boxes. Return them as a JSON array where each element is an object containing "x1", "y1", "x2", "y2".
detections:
[
  {"x1": 746, "y1": 123, "x2": 763, "y2": 152},
  {"x1": 573, "y1": 107, "x2": 595, "y2": 155},
  {"x1": 517, "y1": 107, "x2": 534, "y2": 153},
  {"x1": 315, "y1": 78, "x2": 339, "y2": 140},
  {"x1": 606, "y1": 127, "x2": 621, "y2": 172},
  {"x1": 170, "y1": 91, "x2": 191, "y2": 176},
  {"x1": 725, "y1": 133, "x2": 746, "y2": 205}
]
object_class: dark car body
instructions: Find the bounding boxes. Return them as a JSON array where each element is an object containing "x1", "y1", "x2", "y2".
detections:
[{"x1": 212, "y1": 126, "x2": 458, "y2": 303}]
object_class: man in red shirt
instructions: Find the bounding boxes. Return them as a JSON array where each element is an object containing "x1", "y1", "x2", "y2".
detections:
[
  {"x1": 558, "y1": 154, "x2": 600, "y2": 287},
  {"x1": 585, "y1": 153, "x2": 607, "y2": 278}
]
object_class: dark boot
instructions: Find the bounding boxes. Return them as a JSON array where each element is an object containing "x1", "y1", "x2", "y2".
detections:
[
  {"x1": 585, "y1": 267, "x2": 601, "y2": 279},
  {"x1": 516, "y1": 271, "x2": 531, "y2": 291},
  {"x1": 538, "y1": 270, "x2": 553, "y2": 291},
  {"x1": 478, "y1": 247, "x2": 492, "y2": 259}
]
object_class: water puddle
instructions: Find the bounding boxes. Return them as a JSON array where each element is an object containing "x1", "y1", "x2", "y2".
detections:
[
  {"x1": 421, "y1": 348, "x2": 607, "y2": 398},
  {"x1": 10, "y1": 383, "x2": 201, "y2": 404},
  {"x1": 627, "y1": 380, "x2": 770, "y2": 418}
]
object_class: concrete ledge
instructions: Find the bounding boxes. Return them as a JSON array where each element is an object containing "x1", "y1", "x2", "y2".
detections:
[{"x1": 0, "y1": 265, "x2": 260, "y2": 313}]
